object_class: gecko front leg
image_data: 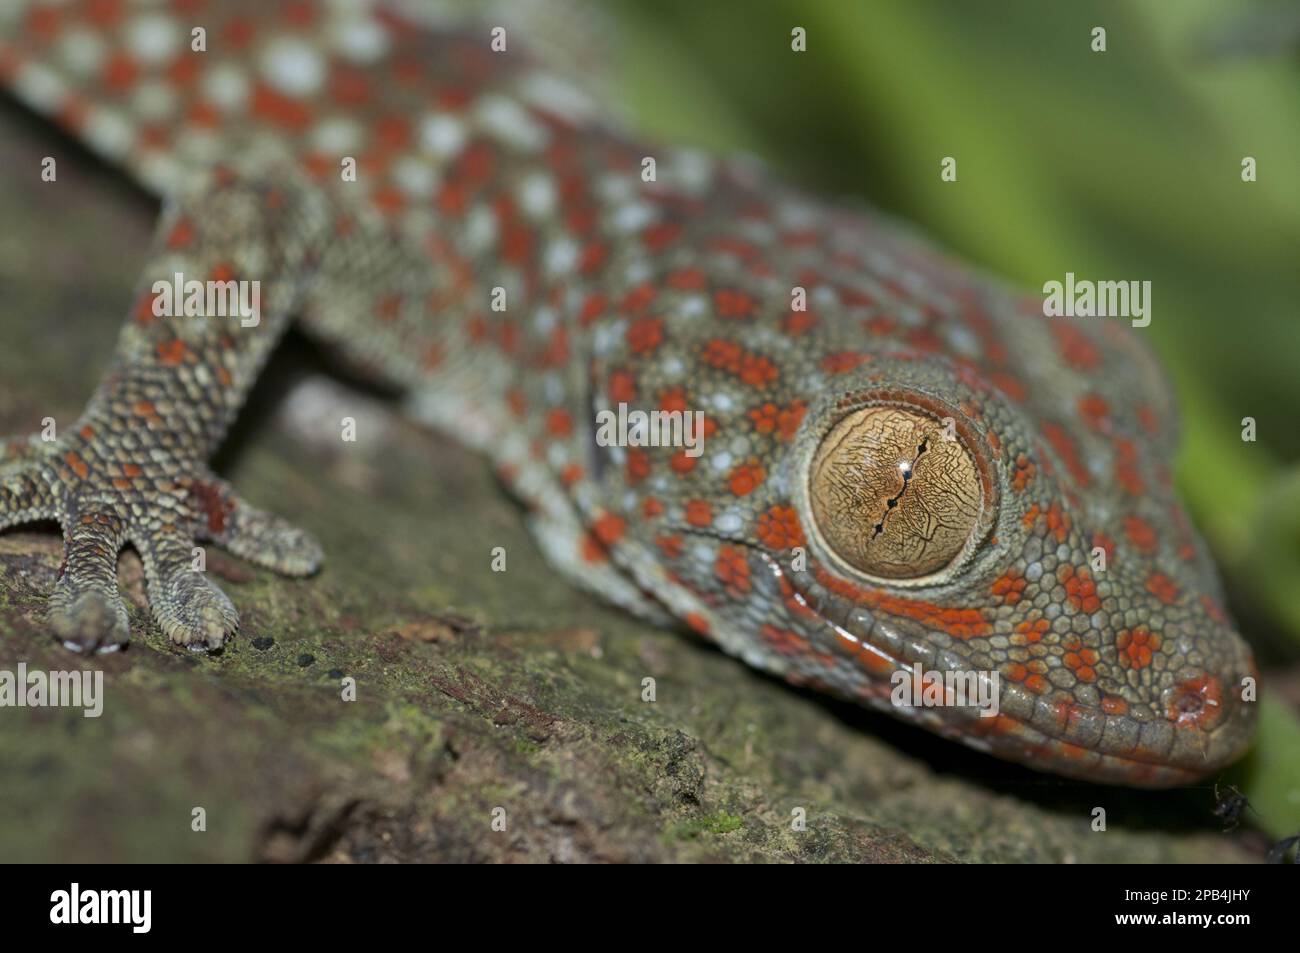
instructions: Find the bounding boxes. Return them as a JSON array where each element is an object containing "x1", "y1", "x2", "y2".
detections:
[{"x1": 0, "y1": 162, "x2": 332, "y2": 652}]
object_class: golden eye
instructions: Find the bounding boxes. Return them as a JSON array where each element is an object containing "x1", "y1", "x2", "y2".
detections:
[{"x1": 809, "y1": 406, "x2": 982, "y2": 579}]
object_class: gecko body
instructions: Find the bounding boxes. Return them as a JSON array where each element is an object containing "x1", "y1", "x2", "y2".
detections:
[{"x1": 0, "y1": 0, "x2": 1256, "y2": 786}]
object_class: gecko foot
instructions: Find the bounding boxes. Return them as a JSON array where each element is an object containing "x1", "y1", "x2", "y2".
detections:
[{"x1": 0, "y1": 431, "x2": 321, "y2": 653}]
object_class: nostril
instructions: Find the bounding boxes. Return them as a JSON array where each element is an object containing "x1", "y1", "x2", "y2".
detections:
[{"x1": 1163, "y1": 674, "x2": 1224, "y2": 731}]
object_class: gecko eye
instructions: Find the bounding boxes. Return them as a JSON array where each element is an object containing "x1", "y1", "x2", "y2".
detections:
[{"x1": 809, "y1": 406, "x2": 983, "y2": 579}]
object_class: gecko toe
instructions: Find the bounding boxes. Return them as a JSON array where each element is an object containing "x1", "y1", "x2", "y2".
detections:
[
  {"x1": 197, "y1": 476, "x2": 323, "y2": 577},
  {"x1": 140, "y1": 535, "x2": 240, "y2": 651},
  {"x1": 46, "y1": 510, "x2": 131, "y2": 652},
  {"x1": 48, "y1": 581, "x2": 131, "y2": 653}
]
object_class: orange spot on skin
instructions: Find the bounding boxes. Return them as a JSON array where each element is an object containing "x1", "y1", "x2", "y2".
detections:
[
  {"x1": 608, "y1": 369, "x2": 637, "y2": 404},
  {"x1": 121, "y1": 464, "x2": 141, "y2": 478},
  {"x1": 642, "y1": 497, "x2": 664, "y2": 519},
  {"x1": 1145, "y1": 571, "x2": 1179, "y2": 605},
  {"x1": 1014, "y1": 618, "x2": 1050, "y2": 643},
  {"x1": 990, "y1": 372, "x2": 1026, "y2": 402},
  {"x1": 156, "y1": 340, "x2": 187, "y2": 365},
  {"x1": 701, "y1": 340, "x2": 778, "y2": 388},
  {"x1": 64, "y1": 452, "x2": 89, "y2": 480},
  {"x1": 579, "y1": 532, "x2": 609, "y2": 564},
  {"x1": 1053, "y1": 323, "x2": 1101, "y2": 370},
  {"x1": 714, "y1": 289, "x2": 756, "y2": 319},
  {"x1": 714, "y1": 546, "x2": 752, "y2": 596},
  {"x1": 592, "y1": 514, "x2": 625, "y2": 546},
  {"x1": 642, "y1": 222, "x2": 681, "y2": 251},
  {"x1": 1012, "y1": 453, "x2": 1036, "y2": 492},
  {"x1": 990, "y1": 570, "x2": 1027, "y2": 606},
  {"x1": 683, "y1": 612, "x2": 711, "y2": 637},
  {"x1": 760, "y1": 624, "x2": 814, "y2": 658},
  {"x1": 821, "y1": 352, "x2": 871, "y2": 374},
  {"x1": 863, "y1": 315, "x2": 896, "y2": 336},
  {"x1": 1077, "y1": 393, "x2": 1110, "y2": 432},
  {"x1": 1117, "y1": 627, "x2": 1161, "y2": 670},
  {"x1": 781, "y1": 311, "x2": 818, "y2": 335},
  {"x1": 620, "y1": 450, "x2": 648, "y2": 485},
  {"x1": 1061, "y1": 565, "x2": 1101, "y2": 613},
  {"x1": 684, "y1": 500, "x2": 712, "y2": 528},
  {"x1": 626, "y1": 316, "x2": 664, "y2": 355},
  {"x1": 727, "y1": 461, "x2": 765, "y2": 497},
  {"x1": 545, "y1": 408, "x2": 573, "y2": 437},
  {"x1": 578, "y1": 241, "x2": 607, "y2": 274},
  {"x1": 655, "y1": 534, "x2": 683, "y2": 558},
  {"x1": 1124, "y1": 515, "x2": 1159, "y2": 553},
  {"x1": 167, "y1": 218, "x2": 195, "y2": 249},
  {"x1": 1062, "y1": 643, "x2": 1099, "y2": 683},
  {"x1": 101, "y1": 52, "x2": 138, "y2": 91},
  {"x1": 1200, "y1": 594, "x2": 1229, "y2": 626},
  {"x1": 1137, "y1": 404, "x2": 1161, "y2": 436},
  {"x1": 755, "y1": 505, "x2": 804, "y2": 551},
  {"x1": 1114, "y1": 439, "x2": 1144, "y2": 494},
  {"x1": 621, "y1": 283, "x2": 657, "y2": 313},
  {"x1": 669, "y1": 451, "x2": 696, "y2": 475},
  {"x1": 1042, "y1": 422, "x2": 1090, "y2": 488},
  {"x1": 251, "y1": 83, "x2": 313, "y2": 131},
  {"x1": 667, "y1": 267, "x2": 706, "y2": 290},
  {"x1": 578, "y1": 293, "x2": 606, "y2": 326},
  {"x1": 746, "y1": 400, "x2": 806, "y2": 441}
]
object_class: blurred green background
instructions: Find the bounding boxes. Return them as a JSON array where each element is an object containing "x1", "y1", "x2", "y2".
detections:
[{"x1": 605, "y1": 0, "x2": 1300, "y2": 836}]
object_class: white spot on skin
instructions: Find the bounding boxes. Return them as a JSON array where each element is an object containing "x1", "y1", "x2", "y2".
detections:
[
  {"x1": 175, "y1": 128, "x2": 223, "y2": 164},
  {"x1": 544, "y1": 239, "x2": 578, "y2": 277},
  {"x1": 715, "y1": 511, "x2": 743, "y2": 533},
  {"x1": 418, "y1": 114, "x2": 467, "y2": 159},
  {"x1": 519, "y1": 72, "x2": 597, "y2": 123},
  {"x1": 57, "y1": 29, "x2": 108, "y2": 77},
  {"x1": 137, "y1": 150, "x2": 184, "y2": 194},
  {"x1": 464, "y1": 203, "x2": 498, "y2": 253},
  {"x1": 310, "y1": 117, "x2": 362, "y2": 153},
  {"x1": 474, "y1": 94, "x2": 549, "y2": 153},
  {"x1": 517, "y1": 172, "x2": 557, "y2": 219},
  {"x1": 609, "y1": 202, "x2": 657, "y2": 233},
  {"x1": 131, "y1": 80, "x2": 178, "y2": 121},
  {"x1": 391, "y1": 156, "x2": 438, "y2": 197},
  {"x1": 691, "y1": 542, "x2": 716, "y2": 567},
  {"x1": 260, "y1": 38, "x2": 327, "y2": 97},
  {"x1": 531, "y1": 307, "x2": 557, "y2": 333},
  {"x1": 202, "y1": 64, "x2": 250, "y2": 112},
  {"x1": 711, "y1": 451, "x2": 733, "y2": 472},
  {"x1": 82, "y1": 108, "x2": 135, "y2": 159},
  {"x1": 125, "y1": 14, "x2": 182, "y2": 67},
  {"x1": 330, "y1": 16, "x2": 390, "y2": 64},
  {"x1": 13, "y1": 62, "x2": 66, "y2": 112}
]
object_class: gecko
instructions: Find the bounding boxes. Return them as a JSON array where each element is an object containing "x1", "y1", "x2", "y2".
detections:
[{"x1": 0, "y1": 0, "x2": 1256, "y2": 787}]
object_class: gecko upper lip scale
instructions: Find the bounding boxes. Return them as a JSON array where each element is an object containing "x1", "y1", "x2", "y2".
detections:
[{"x1": 0, "y1": 0, "x2": 1290, "y2": 871}]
